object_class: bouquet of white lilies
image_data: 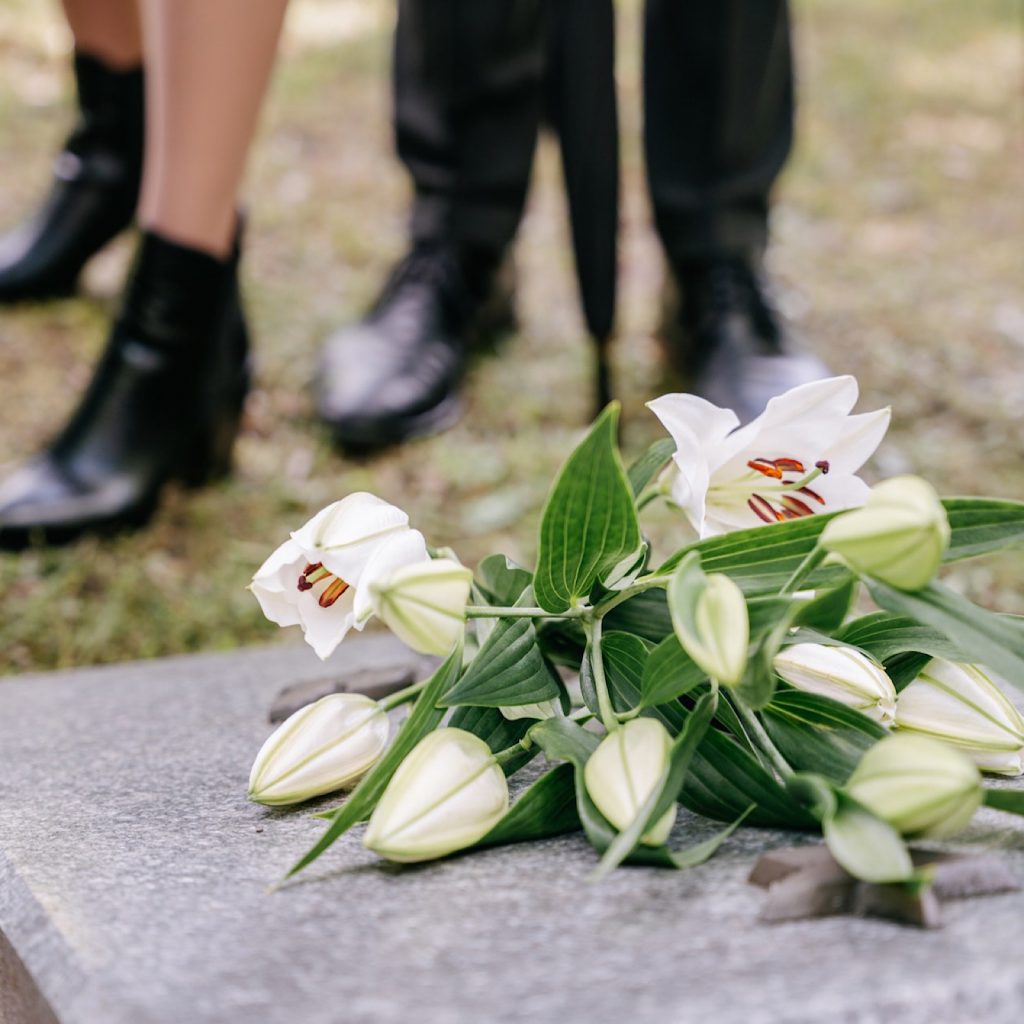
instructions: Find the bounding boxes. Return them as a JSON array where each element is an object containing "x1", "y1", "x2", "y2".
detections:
[{"x1": 247, "y1": 376, "x2": 1024, "y2": 887}]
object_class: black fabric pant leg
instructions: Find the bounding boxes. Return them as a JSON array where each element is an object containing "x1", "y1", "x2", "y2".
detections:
[
  {"x1": 644, "y1": 0, "x2": 794, "y2": 264},
  {"x1": 394, "y1": 0, "x2": 545, "y2": 255}
]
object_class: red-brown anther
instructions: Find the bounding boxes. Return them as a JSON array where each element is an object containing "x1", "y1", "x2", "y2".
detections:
[
  {"x1": 748, "y1": 458, "x2": 783, "y2": 479},
  {"x1": 748, "y1": 493, "x2": 781, "y2": 524},
  {"x1": 798, "y1": 486, "x2": 826, "y2": 506},
  {"x1": 773, "y1": 458, "x2": 806, "y2": 474},
  {"x1": 781, "y1": 495, "x2": 815, "y2": 517},
  {"x1": 781, "y1": 508, "x2": 801, "y2": 520},
  {"x1": 297, "y1": 576, "x2": 314, "y2": 592},
  {"x1": 815, "y1": 460, "x2": 830, "y2": 474},
  {"x1": 318, "y1": 576, "x2": 351, "y2": 609},
  {"x1": 297, "y1": 561, "x2": 328, "y2": 592}
]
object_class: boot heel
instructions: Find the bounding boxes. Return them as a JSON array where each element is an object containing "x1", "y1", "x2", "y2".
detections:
[{"x1": 178, "y1": 361, "x2": 250, "y2": 489}]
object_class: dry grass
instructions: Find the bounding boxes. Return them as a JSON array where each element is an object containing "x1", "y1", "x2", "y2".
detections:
[{"x1": 0, "y1": 0, "x2": 1021, "y2": 673}]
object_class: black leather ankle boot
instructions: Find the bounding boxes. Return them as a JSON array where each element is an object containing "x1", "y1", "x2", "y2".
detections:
[
  {"x1": 0, "y1": 231, "x2": 250, "y2": 548},
  {"x1": 0, "y1": 52, "x2": 144, "y2": 302}
]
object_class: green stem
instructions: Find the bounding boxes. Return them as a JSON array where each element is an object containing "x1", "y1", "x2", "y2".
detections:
[
  {"x1": 593, "y1": 574, "x2": 669, "y2": 619},
  {"x1": 586, "y1": 616, "x2": 619, "y2": 732},
  {"x1": 494, "y1": 736, "x2": 534, "y2": 768},
  {"x1": 379, "y1": 677, "x2": 429, "y2": 712},
  {"x1": 779, "y1": 544, "x2": 828, "y2": 595},
  {"x1": 731, "y1": 696, "x2": 792, "y2": 780},
  {"x1": 464, "y1": 605, "x2": 586, "y2": 620}
]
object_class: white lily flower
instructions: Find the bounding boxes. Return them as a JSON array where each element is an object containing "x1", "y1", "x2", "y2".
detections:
[
  {"x1": 249, "y1": 493, "x2": 429, "y2": 659},
  {"x1": 584, "y1": 718, "x2": 676, "y2": 846},
  {"x1": 896, "y1": 659, "x2": 1024, "y2": 776},
  {"x1": 363, "y1": 729, "x2": 509, "y2": 862},
  {"x1": 845, "y1": 733, "x2": 982, "y2": 839},
  {"x1": 774, "y1": 642, "x2": 897, "y2": 725},
  {"x1": 248, "y1": 693, "x2": 389, "y2": 806},
  {"x1": 647, "y1": 375, "x2": 890, "y2": 537},
  {"x1": 820, "y1": 475, "x2": 950, "y2": 591},
  {"x1": 370, "y1": 557, "x2": 473, "y2": 657}
]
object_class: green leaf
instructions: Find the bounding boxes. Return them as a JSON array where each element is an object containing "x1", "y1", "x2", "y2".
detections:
[
  {"x1": 656, "y1": 498, "x2": 1024, "y2": 595},
  {"x1": 591, "y1": 690, "x2": 718, "y2": 879},
  {"x1": 822, "y1": 792, "x2": 913, "y2": 884},
  {"x1": 627, "y1": 436, "x2": 676, "y2": 497},
  {"x1": 640, "y1": 634, "x2": 705, "y2": 708},
  {"x1": 763, "y1": 690, "x2": 886, "y2": 784},
  {"x1": 793, "y1": 575, "x2": 859, "y2": 631},
  {"x1": 837, "y1": 611, "x2": 966, "y2": 662},
  {"x1": 447, "y1": 705, "x2": 534, "y2": 776},
  {"x1": 534, "y1": 403, "x2": 642, "y2": 613},
  {"x1": 473, "y1": 554, "x2": 533, "y2": 606},
  {"x1": 603, "y1": 588, "x2": 673, "y2": 644},
  {"x1": 734, "y1": 602, "x2": 802, "y2": 710},
  {"x1": 983, "y1": 788, "x2": 1024, "y2": 816},
  {"x1": 441, "y1": 588, "x2": 561, "y2": 708},
  {"x1": 866, "y1": 579, "x2": 1024, "y2": 691},
  {"x1": 475, "y1": 764, "x2": 580, "y2": 847},
  {"x1": 284, "y1": 643, "x2": 463, "y2": 879}
]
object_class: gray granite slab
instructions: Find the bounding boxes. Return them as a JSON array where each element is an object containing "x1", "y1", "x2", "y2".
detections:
[{"x1": 2, "y1": 637, "x2": 1024, "y2": 1024}]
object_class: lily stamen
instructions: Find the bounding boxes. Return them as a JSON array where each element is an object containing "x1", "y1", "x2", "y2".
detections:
[
  {"x1": 319, "y1": 576, "x2": 351, "y2": 608},
  {"x1": 297, "y1": 561, "x2": 331, "y2": 592}
]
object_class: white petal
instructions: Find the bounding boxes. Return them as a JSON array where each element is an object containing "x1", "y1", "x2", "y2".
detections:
[
  {"x1": 297, "y1": 581, "x2": 357, "y2": 660},
  {"x1": 353, "y1": 529, "x2": 430, "y2": 626},
  {"x1": 249, "y1": 539, "x2": 306, "y2": 627},
  {"x1": 647, "y1": 393, "x2": 740, "y2": 451},
  {"x1": 751, "y1": 375, "x2": 860, "y2": 432},
  {"x1": 826, "y1": 408, "x2": 892, "y2": 475}
]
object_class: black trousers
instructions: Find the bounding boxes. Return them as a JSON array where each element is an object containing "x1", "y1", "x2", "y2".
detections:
[{"x1": 394, "y1": 0, "x2": 793, "y2": 264}]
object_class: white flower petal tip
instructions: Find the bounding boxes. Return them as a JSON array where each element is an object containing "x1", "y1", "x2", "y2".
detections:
[
  {"x1": 371, "y1": 558, "x2": 473, "y2": 656},
  {"x1": 820, "y1": 475, "x2": 950, "y2": 591},
  {"x1": 648, "y1": 375, "x2": 889, "y2": 537},
  {"x1": 584, "y1": 718, "x2": 676, "y2": 846},
  {"x1": 248, "y1": 694, "x2": 389, "y2": 806},
  {"x1": 774, "y1": 643, "x2": 897, "y2": 726},
  {"x1": 846, "y1": 733, "x2": 982, "y2": 839},
  {"x1": 363, "y1": 729, "x2": 508, "y2": 862},
  {"x1": 895, "y1": 659, "x2": 1024, "y2": 776}
]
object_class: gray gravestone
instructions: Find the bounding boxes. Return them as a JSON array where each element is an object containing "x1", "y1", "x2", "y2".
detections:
[{"x1": 1, "y1": 637, "x2": 1023, "y2": 1024}]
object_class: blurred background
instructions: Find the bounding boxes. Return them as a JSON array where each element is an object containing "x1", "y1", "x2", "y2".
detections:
[{"x1": 0, "y1": 0, "x2": 1021, "y2": 673}]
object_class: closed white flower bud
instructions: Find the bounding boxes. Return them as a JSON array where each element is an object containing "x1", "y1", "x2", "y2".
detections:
[
  {"x1": 363, "y1": 729, "x2": 508, "y2": 862},
  {"x1": 846, "y1": 733, "x2": 982, "y2": 839},
  {"x1": 774, "y1": 642, "x2": 897, "y2": 725},
  {"x1": 584, "y1": 718, "x2": 676, "y2": 846},
  {"x1": 371, "y1": 558, "x2": 473, "y2": 656},
  {"x1": 248, "y1": 694, "x2": 389, "y2": 806},
  {"x1": 672, "y1": 572, "x2": 749, "y2": 686},
  {"x1": 820, "y1": 475, "x2": 950, "y2": 591},
  {"x1": 896, "y1": 659, "x2": 1024, "y2": 776}
]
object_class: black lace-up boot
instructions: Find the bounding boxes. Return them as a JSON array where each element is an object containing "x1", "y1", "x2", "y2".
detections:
[
  {"x1": 0, "y1": 52, "x2": 144, "y2": 302},
  {"x1": 316, "y1": 241, "x2": 514, "y2": 452},
  {"x1": 0, "y1": 230, "x2": 250, "y2": 548},
  {"x1": 668, "y1": 254, "x2": 829, "y2": 423}
]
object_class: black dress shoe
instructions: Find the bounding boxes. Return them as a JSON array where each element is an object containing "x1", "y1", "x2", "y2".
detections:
[
  {"x1": 0, "y1": 52, "x2": 144, "y2": 302},
  {"x1": 0, "y1": 231, "x2": 250, "y2": 549},
  {"x1": 667, "y1": 255, "x2": 829, "y2": 423},
  {"x1": 316, "y1": 241, "x2": 514, "y2": 452}
]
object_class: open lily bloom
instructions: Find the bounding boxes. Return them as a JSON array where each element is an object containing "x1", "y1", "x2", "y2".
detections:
[
  {"x1": 648, "y1": 376, "x2": 890, "y2": 537},
  {"x1": 250, "y1": 493, "x2": 429, "y2": 659}
]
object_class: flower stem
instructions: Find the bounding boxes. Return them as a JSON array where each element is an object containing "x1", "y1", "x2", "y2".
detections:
[
  {"x1": 494, "y1": 736, "x2": 534, "y2": 768},
  {"x1": 379, "y1": 677, "x2": 429, "y2": 712},
  {"x1": 464, "y1": 605, "x2": 586, "y2": 620},
  {"x1": 779, "y1": 544, "x2": 828, "y2": 595},
  {"x1": 586, "y1": 616, "x2": 619, "y2": 732},
  {"x1": 730, "y1": 696, "x2": 792, "y2": 780},
  {"x1": 592, "y1": 574, "x2": 669, "y2": 619}
]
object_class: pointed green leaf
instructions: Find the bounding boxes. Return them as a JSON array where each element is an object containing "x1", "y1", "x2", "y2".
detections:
[
  {"x1": 475, "y1": 764, "x2": 580, "y2": 847},
  {"x1": 534, "y1": 403, "x2": 642, "y2": 613},
  {"x1": 640, "y1": 634, "x2": 705, "y2": 708},
  {"x1": 627, "y1": 436, "x2": 676, "y2": 497},
  {"x1": 983, "y1": 788, "x2": 1024, "y2": 816}
]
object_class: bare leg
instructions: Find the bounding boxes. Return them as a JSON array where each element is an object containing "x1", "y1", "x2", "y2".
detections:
[
  {"x1": 61, "y1": 0, "x2": 143, "y2": 68},
  {"x1": 136, "y1": 0, "x2": 288, "y2": 258}
]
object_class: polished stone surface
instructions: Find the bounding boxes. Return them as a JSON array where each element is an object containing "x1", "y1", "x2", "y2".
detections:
[{"x1": 1, "y1": 637, "x2": 1024, "y2": 1024}]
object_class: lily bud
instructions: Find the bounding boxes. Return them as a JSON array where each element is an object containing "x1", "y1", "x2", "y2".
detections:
[
  {"x1": 584, "y1": 718, "x2": 676, "y2": 846},
  {"x1": 819, "y1": 475, "x2": 950, "y2": 591},
  {"x1": 896, "y1": 659, "x2": 1024, "y2": 776},
  {"x1": 248, "y1": 694, "x2": 389, "y2": 806},
  {"x1": 363, "y1": 728, "x2": 508, "y2": 862},
  {"x1": 845, "y1": 733, "x2": 982, "y2": 839},
  {"x1": 672, "y1": 572, "x2": 749, "y2": 686},
  {"x1": 370, "y1": 558, "x2": 473, "y2": 656},
  {"x1": 773, "y1": 642, "x2": 897, "y2": 725}
]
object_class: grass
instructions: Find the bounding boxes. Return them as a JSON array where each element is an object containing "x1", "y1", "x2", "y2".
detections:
[{"x1": 0, "y1": 0, "x2": 1021, "y2": 673}]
